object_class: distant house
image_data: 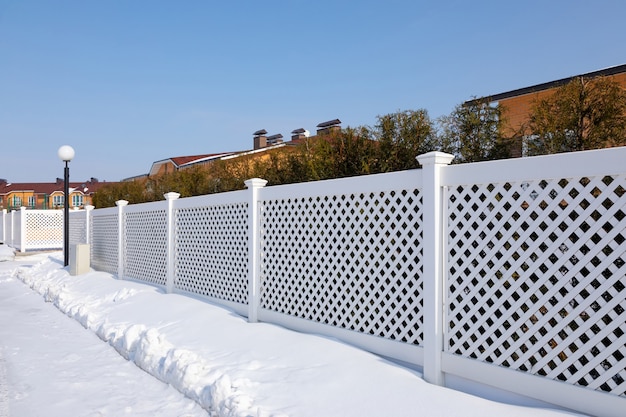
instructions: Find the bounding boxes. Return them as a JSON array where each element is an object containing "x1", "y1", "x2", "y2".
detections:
[
  {"x1": 0, "y1": 178, "x2": 107, "y2": 211},
  {"x1": 466, "y1": 64, "x2": 626, "y2": 156}
]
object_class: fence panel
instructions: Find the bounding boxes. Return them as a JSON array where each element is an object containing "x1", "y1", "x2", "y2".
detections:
[
  {"x1": 91, "y1": 206, "x2": 119, "y2": 274},
  {"x1": 123, "y1": 202, "x2": 168, "y2": 286},
  {"x1": 173, "y1": 191, "x2": 250, "y2": 314},
  {"x1": 258, "y1": 170, "x2": 425, "y2": 364},
  {"x1": 443, "y1": 147, "x2": 626, "y2": 414},
  {"x1": 69, "y1": 210, "x2": 87, "y2": 245},
  {"x1": 23, "y1": 210, "x2": 63, "y2": 251}
]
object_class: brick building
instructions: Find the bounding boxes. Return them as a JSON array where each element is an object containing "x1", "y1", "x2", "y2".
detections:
[{"x1": 468, "y1": 64, "x2": 626, "y2": 156}]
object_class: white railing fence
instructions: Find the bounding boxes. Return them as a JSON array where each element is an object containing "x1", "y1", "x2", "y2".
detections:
[{"x1": 20, "y1": 147, "x2": 626, "y2": 416}]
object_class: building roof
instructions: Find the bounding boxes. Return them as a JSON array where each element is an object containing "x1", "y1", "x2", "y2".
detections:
[
  {"x1": 148, "y1": 153, "x2": 236, "y2": 177},
  {"x1": 466, "y1": 64, "x2": 626, "y2": 105},
  {"x1": 0, "y1": 179, "x2": 105, "y2": 196}
]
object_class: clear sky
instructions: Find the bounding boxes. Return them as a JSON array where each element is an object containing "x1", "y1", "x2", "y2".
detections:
[{"x1": 1, "y1": 0, "x2": 624, "y2": 183}]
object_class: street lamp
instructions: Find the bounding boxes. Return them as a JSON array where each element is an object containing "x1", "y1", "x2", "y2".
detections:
[{"x1": 57, "y1": 145, "x2": 75, "y2": 267}]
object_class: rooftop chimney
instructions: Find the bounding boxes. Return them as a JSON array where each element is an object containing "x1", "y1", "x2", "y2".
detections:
[
  {"x1": 316, "y1": 119, "x2": 341, "y2": 136},
  {"x1": 266, "y1": 134, "x2": 284, "y2": 146},
  {"x1": 253, "y1": 129, "x2": 268, "y2": 150},
  {"x1": 291, "y1": 128, "x2": 310, "y2": 142}
]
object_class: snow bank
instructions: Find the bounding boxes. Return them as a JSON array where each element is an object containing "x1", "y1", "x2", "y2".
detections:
[
  {"x1": 13, "y1": 253, "x2": 584, "y2": 417},
  {"x1": 0, "y1": 244, "x2": 14, "y2": 262}
]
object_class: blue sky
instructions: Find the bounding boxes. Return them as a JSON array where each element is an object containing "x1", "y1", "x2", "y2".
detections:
[{"x1": 1, "y1": 0, "x2": 624, "y2": 183}]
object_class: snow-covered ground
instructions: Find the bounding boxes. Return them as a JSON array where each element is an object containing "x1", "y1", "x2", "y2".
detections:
[{"x1": 0, "y1": 244, "x2": 585, "y2": 416}]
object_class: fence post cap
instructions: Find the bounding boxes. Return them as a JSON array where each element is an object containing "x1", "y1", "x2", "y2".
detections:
[
  {"x1": 115, "y1": 200, "x2": 129, "y2": 207},
  {"x1": 163, "y1": 192, "x2": 181, "y2": 200},
  {"x1": 416, "y1": 151, "x2": 455, "y2": 166},
  {"x1": 244, "y1": 178, "x2": 268, "y2": 188},
  {"x1": 85, "y1": 205, "x2": 95, "y2": 211}
]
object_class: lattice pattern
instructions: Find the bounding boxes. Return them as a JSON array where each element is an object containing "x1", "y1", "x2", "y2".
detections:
[
  {"x1": 91, "y1": 212, "x2": 119, "y2": 274},
  {"x1": 124, "y1": 210, "x2": 167, "y2": 286},
  {"x1": 174, "y1": 204, "x2": 249, "y2": 304},
  {"x1": 447, "y1": 175, "x2": 626, "y2": 397},
  {"x1": 69, "y1": 211, "x2": 87, "y2": 245},
  {"x1": 260, "y1": 189, "x2": 424, "y2": 345},
  {"x1": 25, "y1": 211, "x2": 63, "y2": 250}
]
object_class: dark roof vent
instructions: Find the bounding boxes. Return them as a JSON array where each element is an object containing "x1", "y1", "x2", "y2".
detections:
[
  {"x1": 316, "y1": 119, "x2": 342, "y2": 136},
  {"x1": 267, "y1": 134, "x2": 284, "y2": 145},
  {"x1": 316, "y1": 119, "x2": 341, "y2": 128},
  {"x1": 291, "y1": 128, "x2": 310, "y2": 141}
]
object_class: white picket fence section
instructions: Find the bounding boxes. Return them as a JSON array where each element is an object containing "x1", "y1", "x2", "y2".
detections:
[{"x1": 6, "y1": 147, "x2": 625, "y2": 416}]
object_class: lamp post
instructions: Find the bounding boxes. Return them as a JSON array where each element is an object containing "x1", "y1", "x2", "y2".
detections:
[{"x1": 57, "y1": 145, "x2": 75, "y2": 267}]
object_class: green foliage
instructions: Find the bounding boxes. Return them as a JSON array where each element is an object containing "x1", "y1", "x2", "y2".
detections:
[
  {"x1": 91, "y1": 180, "x2": 148, "y2": 207},
  {"x1": 526, "y1": 77, "x2": 626, "y2": 155},
  {"x1": 438, "y1": 98, "x2": 510, "y2": 163},
  {"x1": 373, "y1": 109, "x2": 438, "y2": 171}
]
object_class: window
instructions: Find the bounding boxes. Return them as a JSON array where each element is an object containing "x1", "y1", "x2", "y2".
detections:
[
  {"x1": 53, "y1": 195, "x2": 64, "y2": 207},
  {"x1": 12, "y1": 196, "x2": 22, "y2": 207},
  {"x1": 72, "y1": 194, "x2": 83, "y2": 207},
  {"x1": 28, "y1": 196, "x2": 36, "y2": 208}
]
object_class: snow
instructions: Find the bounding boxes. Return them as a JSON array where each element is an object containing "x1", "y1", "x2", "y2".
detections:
[{"x1": 0, "y1": 244, "x2": 585, "y2": 417}]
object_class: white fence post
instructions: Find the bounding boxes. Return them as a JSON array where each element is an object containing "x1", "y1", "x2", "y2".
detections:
[
  {"x1": 116, "y1": 200, "x2": 128, "y2": 279},
  {"x1": 245, "y1": 178, "x2": 268, "y2": 323},
  {"x1": 85, "y1": 205, "x2": 94, "y2": 245},
  {"x1": 164, "y1": 192, "x2": 180, "y2": 294},
  {"x1": 416, "y1": 151, "x2": 454, "y2": 386},
  {"x1": 10, "y1": 210, "x2": 15, "y2": 247},
  {"x1": 19, "y1": 206, "x2": 27, "y2": 253},
  {"x1": 1, "y1": 209, "x2": 5, "y2": 243}
]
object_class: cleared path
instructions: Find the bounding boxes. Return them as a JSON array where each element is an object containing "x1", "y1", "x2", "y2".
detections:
[{"x1": 0, "y1": 263, "x2": 207, "y2": 417}]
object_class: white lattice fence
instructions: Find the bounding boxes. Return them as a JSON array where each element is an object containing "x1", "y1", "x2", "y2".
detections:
[
  {"x1": 124, "y1": 204, "x2": 168, "y2": 286},
  {"x1": 91, "y1": 208, "x2": 119, "y2": 274},
  {"x1": 447, "y1": 171, "x2": 625, "y2": 398},
  {"x1": 83, "y1": 148, "x2": 625, "y2": 416},
  {"x1": 259, "y1": 171, "x2": 425, "y2": 349},
  {"x1": 24, "y1": 210, "x2": 63, "y2": 250},
  {"x1": 69, "y1": 210, "x2": 87, "y2": 245},
  {"x1": 174, "y1": 195, "x2": 249, "y2": 307}
]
